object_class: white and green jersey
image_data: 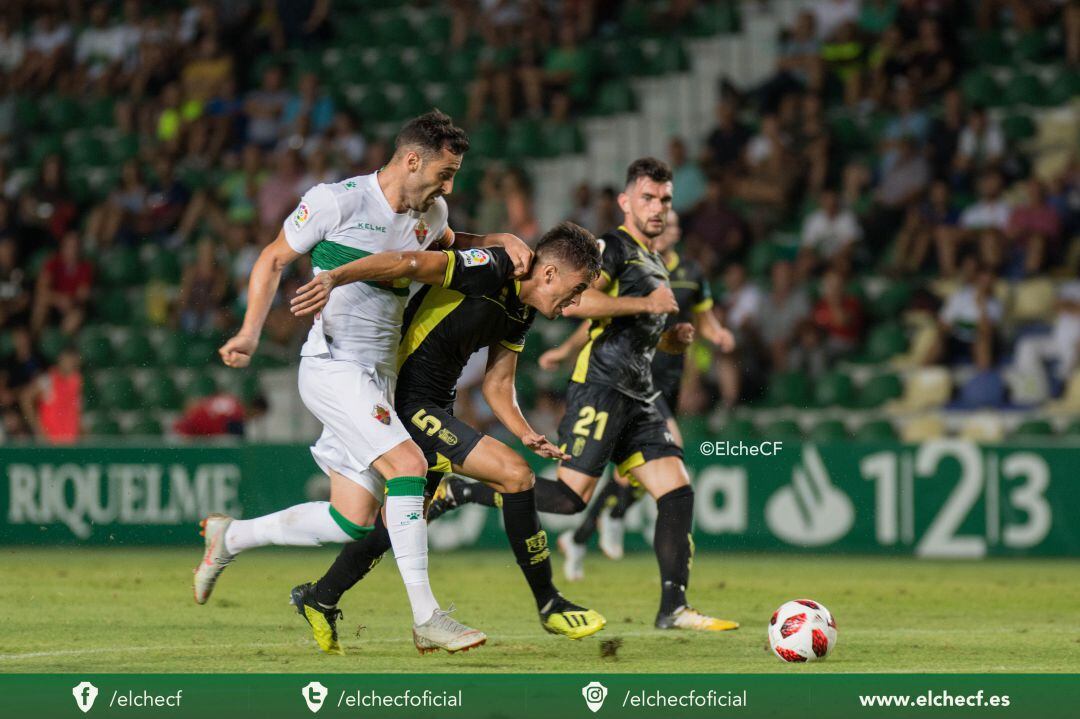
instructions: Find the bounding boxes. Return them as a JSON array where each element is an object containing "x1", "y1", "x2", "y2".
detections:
[{"x1": 284, "y1": 172, "x2": 449, "y2": 376}]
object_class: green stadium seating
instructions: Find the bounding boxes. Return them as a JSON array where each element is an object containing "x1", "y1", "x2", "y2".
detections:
[
  {"x1": 1064, "y1": 418, "x2": 1080, "y2": 437},
  {"x1": 762, "y1": 371, "x2": 811, "y2": 407},
  {"x1": 760, "y1": 419, "x2": 803, "y2": 440},
  {"x1": 84, "y1": 96, "x2": 115, "y2": 128},
  {"x1": 77, "y1": 329, "x2": 114, "y2": 368},
  {"x1": 809, "y1": 419, "x2": 850, "y2": 442},
  {"x1": 857, "y1": 373, "x2": 903, "y2": 408},
  {"x1": 114, "y1": 333, "x2": 155, "y2": 367},
  {"x1": 1012, "y1": 30, "x2": 1050, "y2": 63},
  {"x1": 859, "y1": 323, "x2": 907, "y2": 363},
  {"x1": 601, "y1": 41, "x2": 647, "y2": 75},
  {"x1": 961, "y1": 71, "x2": 1002, "y2": 108},
  {"x1": 596, "y1": 80, "x2": 636, "y2": 115},
  {"x1": 129, "y1": 412, "x2": 164, "y2": 436},
  {"x1": 855, "y1": 419, "x2": 898, "y2": 442},
  {"x1": 967, "y1": 31, "x2": 1008, "y2": 65},
  {"x1": 394, "y1": 86, "x2": 430, "y2": 121},
  {"x1": 649, "y1": 42, "x2": 690, "y2": 75},
  {"x1": 1011, "y1": 419, "x2": 1054, "y2": 440},
  {"x1": 467, "y1": 123, "x2": 504, "y2": 159},
  {"x1": 690, "y1": 2, "x2": 739, "y2": 35},
  {"x1": 95, "y1": 289, "x2": 132, "y2": 324},
  {"x1": 543, "y1": 122, "x2": 585, "y2": 155},
  {"x1": 87, "y1": 414, "x2": 122, "y2": 436},
  {"x1": 181, "y1": 339, "x2": 218, "y2": 368},
  {"x1": 1003, "y1": 114, "x2": 1037, "y2": 142},
  {"x1": 718, "y1": 418, "x2": 758, "y2": 440},
  {"x1": 869, "y1": 281, "x2": 911, "y2": 319},
  {"x1": 1005, "y1": 73, "x2": 1046, "y2": 107},
  {"x1": 143, "y1": 247, "x2": 182, "y2": 284},
  {"x1": 142, "y1": 371, "x2": 182, "y2": 410},
  {"x1": 98, "y1": 246, "x2": 141, "y2": 287},
  {"x1": 813, "y1": 372, "x2": 854, "y2": 408},
  {"x1": 1047, "y1": 70, "x2": 1080, "y2": 106},
  {"x1": 28, "y1": 135, "x2": 63, "y2": 167},
  {"x1": 96, "y1": 372, "x2": 139, "y2": 411},
  {"x1": 366, "y1": 53, "x2": 409, "y2": 85},
  {"x1": 375, "y1": 14, "x2": 416, "y2": 47},
  {"x1": 65, "y1": 132, "x2": 109, "y2": 166},
  {"x1": 618, "y1": 1, "x2": 652, "y2": 36},
  {"x1": 747, "y1": 241, "x2": 776, "y2": 278},
  {"x1": 505, "y1": 119, "x2": 547, "y2": 159},
  {"x1": 155, "y1": 334, "x2": 186, "y2": 366},
  {"x1": 445, "y1": 51, "x2": 477, "y2": 85},
  {"x1": 14, "y1": 97, "x2": 40, "y2": 130},
  {"x1": 410, "y1": 53, "x2": 444, "y2": 84},
  {"x1": 416, "y1": 14, "x2": 452, "y2": 48},
  {"x1": 185, "y1": 372, "x2": 218, "y2": 399},
  {"x1": 38, "y1": 327, "x2": 68, "y2": 363},
  {"x1": 106, "y1": 134, "x2": 140, "y2": 164},
  {"x1": 41, "y1": 95, "x2": 80, "y2": 131},
  {"x1": 426, "y1": 84, "x2": 468, "y2": 120}
]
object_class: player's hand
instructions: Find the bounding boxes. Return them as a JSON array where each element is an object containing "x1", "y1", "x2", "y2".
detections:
[
  {"x1": 715, "y1": 326, "x2": 736, "y2": 353},
  {"x1": 522, "y1": 430, "x2": 570, "y2": 461},
  {"x1": 660, "y1": 322, "x2": 695, "y2": 354},
  {"x1": 219, "y1": 334, "x2": 259, "y2": 368},
  {"x1": 499, "y1": 234, "x2": 534, "y2": 277},
  {"x1": 644, "y1": 286, "x2": 679, "y2": 314},
  {"x1": 291, "y1": 272, "x2": 336, "y2": 316},
  {"x1": 538, "y1": 347, "x2": 567, "y2": 371}
]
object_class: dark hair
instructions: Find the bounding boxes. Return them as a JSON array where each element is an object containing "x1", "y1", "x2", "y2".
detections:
[
  {"x1": 536, "y1": 221, "x2": 602, "y2": 281},
  {"x1": 395, "y1": 109, "x2": 470, "y2": 157},
  {"x1": 625, "y1": 157, "x2": 672, "y2": 188}
]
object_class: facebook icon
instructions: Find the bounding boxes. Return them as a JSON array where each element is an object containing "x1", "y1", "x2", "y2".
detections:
[{"x1": 72, "y1": 681, "x2": 99, "y2": 713}]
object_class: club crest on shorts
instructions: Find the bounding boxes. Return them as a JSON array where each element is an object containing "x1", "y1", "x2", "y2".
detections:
[
  {"x1": 372, "y1": 404, "x2": 392, "y2": 425},
  {"x1": 414, "y1": 218, "x2": 428, "y2": 244},
  {"x1": 438, "y1": 427, "x2": 459, "y2": 445}
]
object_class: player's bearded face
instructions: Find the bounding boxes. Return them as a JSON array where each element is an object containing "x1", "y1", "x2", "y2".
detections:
[
  {"x1": 622, "y1": 178, "x2": 674, "y2": 240},
  {"x1": 406, "y1": 148, "x2": 461, "y2": 212}
]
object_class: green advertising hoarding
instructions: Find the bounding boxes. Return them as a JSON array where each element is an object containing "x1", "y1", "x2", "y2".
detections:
[{"x1": 1, "y1": 439, "x2": 1077, "y2": 556}]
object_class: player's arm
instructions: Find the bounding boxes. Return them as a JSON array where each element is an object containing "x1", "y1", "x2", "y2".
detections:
[
  {"x1": 220, "y1": 230, "x2": 302, "y2": 368},
  {"x1": 482, "y1": 343, "x2": 569, "y2": 461},
  {"x1": 538, "y1": 320, "x2": 591, "y2": 370},
  {"x1": 694, "y1": 304, "x2": 736, "y2": 352},
  {"x1": 562, "y1": 274, "x2": 678, "y2": 319},
  {"x1": 657, "y1": 322, "x2": 695, "y2": 354},
  {"x1": 449, "y1": 230, "x2": 534, "y2": 277},
  {"x1": 290, "y1": 250, "x2": 451, "y2": 316}
]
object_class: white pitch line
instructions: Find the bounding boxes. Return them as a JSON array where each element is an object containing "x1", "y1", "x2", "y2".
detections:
[{"x1": 0, "y1": 630, "x2": 684, "y2": 662}]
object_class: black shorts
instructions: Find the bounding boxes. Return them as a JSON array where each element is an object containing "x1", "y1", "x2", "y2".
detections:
[
  {"x1": 397, "y1": 400, "x2": 484, "y2": 474},
  {"x1": 557, "y1": 382, "x2": 682, "y2": 479},
  {"x1": 654, "y1": 392, "x2": 675, "y2": 422}
]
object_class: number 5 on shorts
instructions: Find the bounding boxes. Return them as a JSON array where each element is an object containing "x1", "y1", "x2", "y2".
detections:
[{"x1": 411, "y1": 408, "x2": 443, "y2": 436}]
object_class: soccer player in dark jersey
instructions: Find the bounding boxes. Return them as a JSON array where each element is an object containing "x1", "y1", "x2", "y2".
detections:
[
  {"x1": 432, "y1": 159, "x2": 740, "y2": 632},
  {"x1": 540, "y1": 208, "x2": 733, "y2": 578},
  {"x1": 285, "y1": 222, "x2": 607, "y2": 653}
]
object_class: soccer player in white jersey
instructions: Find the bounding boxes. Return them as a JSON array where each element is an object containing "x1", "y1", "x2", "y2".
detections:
[{"x1": 193, "y1": 110, "x2": 532, "y2": 654}]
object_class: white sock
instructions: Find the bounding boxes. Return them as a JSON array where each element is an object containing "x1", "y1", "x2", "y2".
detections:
[
  {"x1": 385, "y1": 487, "x2": 439, "y2": 625},
  {"x1": 224, "y1": 502, "x2": 352, "y2": 554}
]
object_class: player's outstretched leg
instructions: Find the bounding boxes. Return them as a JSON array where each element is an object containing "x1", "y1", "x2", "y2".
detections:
[
  {"x1": 429, "y1": 474, "x2": 585, "y2": 519},
  {"x1": 650, "y1": 482, "x2": 738, "y2": 632},
  {"x1": 291, "y1": 581, "x2": 345, "y2": 655},
  {"x1": 193, "y1": 501, "x2": 364, "y2": 604}
]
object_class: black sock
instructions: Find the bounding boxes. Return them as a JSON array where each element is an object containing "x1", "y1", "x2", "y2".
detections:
[
  {"x1": 534, "y1": 477, "x2": 588, "y2": 514},
  {"x1": 654, "y1": 485, "x2": 694, "y2": 615},
  {"x1": 314, "y1": 513, "x2": 391, "y2": 607},
  {"x1": 572, "y1": 478, "x2": 621, "y2": 544},
  {"x1": 500, "y1": 488, "x2": 559, "y2": 610},
  {"x1": 608, "y1": 482, "x2": 642, "y2": 520},
  {"x1": 451, "y1": 477, "x2": 499, "y2": 507}
]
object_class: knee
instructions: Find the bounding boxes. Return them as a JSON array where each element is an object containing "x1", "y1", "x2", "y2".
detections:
[
  {"x1": 502, "y1": 461, "x2": 535, "y2": 494},
  {"x1": 382, "y1": 444, "x2": 428, "y2": 479}
]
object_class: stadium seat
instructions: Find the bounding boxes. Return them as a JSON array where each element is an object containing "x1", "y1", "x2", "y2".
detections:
[
  {"x1": 87, "y1": 414, "x2": 122, "y2": 436},
  {"x1": 76, "y1": 328, "x2": 114, "y2": 368},
  {"x1": 181, "y1": 339, "x2": 218, "y2": 368},
  {"x1": 868, "y1": 280, "x2": 911, "y2": 319},
  {"x1": 1011, "y1": 419, "x2": 1054, "y2": 440},
  {"x1": 426, "y1": 84, "x2": 468, "y2": 120},
  {"x1": 65, "y1": 132, "x2": 109, "y2": 166},
  {"x1": 961, "y1": 70, "x2": 1001, "y2": 107},
  {"x1": 41, "y1": 95, "x2": 80, "y2": 131},
  {"x1": 747, "y1": 241, "x2": 776, "y2": 278},
  {"x1": 415, "y1": 14, "x2": 452, "y2": 48},
  {"x1": 543, "y1": 121, "x2": 585, "y2": 155},
  {"x1": 467, "y1": 123, "x2": 504, "y2": 159},
  {"x1": 95, "y1": 289, "x2": 131, "y2": 325},
  {"x1": 809, "y1": 420, "x2": 850, "y2": 442},
  {"x1": 591, "y1": 80, "x2": 636, "y2": 115},
  {"x1": 142, "y1": 371, "x2": 182, "y2": 410},
  {"x1": 184, "y1": 372, "x2": 218, "y2": 399},
  {"x1": 967, "y1": 31, "x2": 1008, "y2": 65},
  {"x1": 859, "y1": 322, "x2": 908, "y2": 363},
  {"x1": 718, "y1": 418, "x2": 758, "y2": 440},
  {"x1": 38, "y1": 327, "x2": 68, "y2": 363},
  {"x1": 96, "y1": 372, "x2": 139, "y2": 411},
  {"x1": 900, "y1": 414, "x2": 946, "y2": 442},
  {"x1": 83, "y1": 96, "x2": 115, "y2": 128},
  {"x1": 888, "y1": 367, "x2": 952, "y2": 412},
  {"x1": 143, "y1": 247, "x2": 182, "y2": 284},
  {"x1": 375, "y1": 14, "x2": 415, "y2": 48},
  {"x1": 106, "y1": 134, "x2": 140, "y2": 164},
  {"x1": 155, "y1": 334, "x2": 185, "y2": 366},
  {"x1": 760, "y1": 419, "x2": 803, "y2": 440},
  {"x1": 1064, "y1": 418, "x2": 1080, "y2": 437},
  {"x1": 648, "y1": 42, "x2": 690, "y2": 75},
  {"x1": 813, "y1": 372, "x2": 854, "y2": 408},
  {"x1": 129, "y1": 412, "x2": 163, "y2": 436},
  {"x1": 856, "y1": 373, "x2": 903, "y2": 408},
  {"x1": 959, "y1": 414, "x2": 1005, "y2": 442},
  {"x1": 114, "y1": 333, "x2": 156, "y2": 367},
  {"x1": 1047, "y1": 70, "x2": 1080, "y2": 106},
  {"x1": 855, "y1": 419, "x2": 898, "y2": 442},
  {"x1": 505, "y1": 119, "x2": 547, "y2": 159},
  {"x1": 1002, "y1": 115, "x2": 1037, "y2": 142},
  {"x1": 98, "y1": 247, "x2": 141, "y2": 287},
  {"x1": 762, "y1": 371, "x2": 811, "y2": 407},
  {"x1": 690, "y1": 2, "x2": 739, "y2": 35},
  {"x1": 1012, "y1": 29, "x2": 1050, "y2": 63},
  {"x1": 1005, "y1": 73, "x2": 1046, "y2": 107},
  {"x1": 1010, "y1": 278, "x2": 1056, "y2": 323}
]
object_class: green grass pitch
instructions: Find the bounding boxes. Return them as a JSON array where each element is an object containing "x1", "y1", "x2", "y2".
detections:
[{"x1": 2, "y1": 547, "x2": 1077, "y2": 673}]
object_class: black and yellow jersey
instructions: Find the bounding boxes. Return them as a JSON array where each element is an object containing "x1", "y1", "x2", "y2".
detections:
[
  {"x1": 571, "y1": 226, "x2": 670, "y2": 402},
  {"x1": 396, "y1": 247, "x2": 535, "y2": 410},
  {"x1": 651, "y1": 251, "x2": 713, "y2": 397}
]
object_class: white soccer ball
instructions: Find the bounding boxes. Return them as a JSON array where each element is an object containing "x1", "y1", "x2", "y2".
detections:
[{"x1": 768, "y1": 599, "x2": 837, "y2": 663}]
